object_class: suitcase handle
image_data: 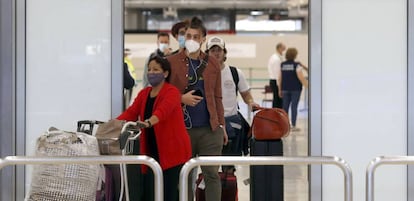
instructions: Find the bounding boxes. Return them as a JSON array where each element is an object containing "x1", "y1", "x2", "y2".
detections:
[{"x1": 77, "y1": 120, "x2": 104, "y2": 135}]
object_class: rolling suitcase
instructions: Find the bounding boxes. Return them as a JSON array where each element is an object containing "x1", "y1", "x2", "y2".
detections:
[
  {"x1": 195, "y1": 171, "x2": 238, "y2": 201},
  {"x1": 250, "y1": 138, "x2": 284, "y2": 201}
]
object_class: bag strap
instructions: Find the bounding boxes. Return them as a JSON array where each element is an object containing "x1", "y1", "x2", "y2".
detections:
[
  {"x1": 229, "y1": 66, "x2": 242, "y2": 110},
  {"x1": 229, "y1": 66, "x2": 239, "y2": 94},
  {"x1": 248, "y1": 106, "x2": 267, "y2": 138}
]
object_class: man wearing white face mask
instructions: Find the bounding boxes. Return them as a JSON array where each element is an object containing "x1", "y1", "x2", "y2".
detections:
[
  {"x1": 142, "y1": 32, "x2": 172, "y2": 87},
  {"x1": 167, "y1": 16, "x2": 228, "y2": 201}
]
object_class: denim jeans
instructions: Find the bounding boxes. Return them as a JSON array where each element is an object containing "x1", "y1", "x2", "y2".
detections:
[{"x1": 282, "y1": 90, "x2": 302, "y2": 126}]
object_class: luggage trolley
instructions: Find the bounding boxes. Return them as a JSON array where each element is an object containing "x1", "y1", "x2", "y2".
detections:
[{"x1": 77, "y1": 120, "x2": 144, "y2": 201}]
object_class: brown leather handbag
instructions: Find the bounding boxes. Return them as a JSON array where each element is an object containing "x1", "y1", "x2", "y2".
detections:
[{"x1": 250, "y1": 107, "x2": 290, "y2": 140}]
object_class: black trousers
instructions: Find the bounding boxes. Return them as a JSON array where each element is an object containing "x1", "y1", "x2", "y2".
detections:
[
  {"x1": 270, "y1": 79, "x2": 283, "y2": 108},
  {"x1": 142, "y1": 164, "x2": 183, "y2": 201}
]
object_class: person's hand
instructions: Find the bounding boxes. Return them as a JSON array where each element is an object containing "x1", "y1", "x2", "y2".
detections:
[
  {"x1": 222, "y1": 126, "x2": 228, "y2": 146},
  {"x1": 164, "y1": 48, "x2": 172, "y2": 56},
  {"x1": 135, "y1": 120, "x2": 147, "y2": 128},
  {"x1": 278, "y1": 90, "x2": 283, "y2": 98},
  {"x1": 182, "y1": 90, "x2": 203, "y2": 107},
  {"x1": 299, "y1": 62, "x2": 309, "y2": 71},
  {"x1": 249, "y1": 102, "x2": 260, "y2": 111}
]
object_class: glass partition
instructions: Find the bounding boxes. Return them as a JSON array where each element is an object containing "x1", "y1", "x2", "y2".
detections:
[{"x1": 25, "y1": 0, "x2": 112, "y2": 191}]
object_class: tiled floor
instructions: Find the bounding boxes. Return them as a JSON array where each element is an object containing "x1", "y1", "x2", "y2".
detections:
[{"x1": 235, "y1": 103, "x2": 309, "y2": 201}]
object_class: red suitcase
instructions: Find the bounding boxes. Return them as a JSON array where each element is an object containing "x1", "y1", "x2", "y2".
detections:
[{"x1": 195, "y1": 171, "x2": 238, "y2": 201}]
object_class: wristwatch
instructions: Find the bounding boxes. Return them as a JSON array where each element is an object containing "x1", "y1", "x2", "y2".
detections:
[{"x1": 145, "y1": 119, "x2": 152, "y2": 128}]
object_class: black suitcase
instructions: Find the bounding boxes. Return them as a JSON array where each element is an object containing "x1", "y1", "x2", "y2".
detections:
[{"x1": 250, "y1": 138, "x2": 284, "y2": 201}]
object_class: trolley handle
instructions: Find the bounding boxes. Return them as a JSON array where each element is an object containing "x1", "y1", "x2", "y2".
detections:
[
  {"x1": 121, "y1": 122, "x2": 144, "y2": 138},
  {"x1": 119, "y1": 121, "x2": 144, "y2": 150}
]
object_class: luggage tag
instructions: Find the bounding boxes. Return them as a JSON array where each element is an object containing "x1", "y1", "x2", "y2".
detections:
[
  {"x1": 198, "y1": 178, "x2": 206, "y2": 190},
  {"x1": 229, "y1": 122, "x2": 242, "y2": 130}
]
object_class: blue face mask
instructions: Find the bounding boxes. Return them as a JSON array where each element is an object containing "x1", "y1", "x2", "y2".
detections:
[
  {"x1": 147, "y1": 72, "x2": 165, "y2": 87},
  {"x1": 178, "y1": 35, "x2": 186, "y2": 48}
]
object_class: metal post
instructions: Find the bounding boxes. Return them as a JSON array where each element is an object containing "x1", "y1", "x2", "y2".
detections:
[
  {"x1": 366, "y1": 156, "x2": 414, "y2": 201},
  {"x1": 0, "y1": 155, "x2": 164, "y2": 201},
  {"x1": 179, "y1": 156, "x2": 352, "y2": 201}
]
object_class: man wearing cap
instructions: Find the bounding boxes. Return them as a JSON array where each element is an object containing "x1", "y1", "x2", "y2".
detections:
[{"x1": 206, "y1": 36, "x2": 260, "y2": 172}]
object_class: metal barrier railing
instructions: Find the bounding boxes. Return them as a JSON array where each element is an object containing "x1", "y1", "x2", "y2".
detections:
[
  {"x1": 179, "y1": 156, "x2": 353, "y2": 201},
  {"x1": 366, "y1": 155, "x2": 414, "y2": 201},
  {"x1": 0, "y1": 155, "x2": 164, "y2": 201}
]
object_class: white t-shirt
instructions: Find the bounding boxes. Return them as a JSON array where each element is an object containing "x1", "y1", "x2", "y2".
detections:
[
  {"x1": 267, "y1": 53, "x2": 284, "y2": 80},
  {"x1": 221, "y1": 64, "x2": 250, "y2": 117}
]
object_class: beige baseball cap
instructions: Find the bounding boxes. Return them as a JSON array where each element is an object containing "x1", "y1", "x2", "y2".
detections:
[{"x1": 206, "y1": 36, "x2": 225, "y2": 50}]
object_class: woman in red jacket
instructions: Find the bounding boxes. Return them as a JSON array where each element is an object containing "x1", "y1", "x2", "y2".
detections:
[{"x1": 117, "y1": 55, "x2": 192, "y2": 201}]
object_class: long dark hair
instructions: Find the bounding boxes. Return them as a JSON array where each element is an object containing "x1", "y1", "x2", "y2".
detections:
[{"x1": 148, "y1": 55, "x2": 171, "y2": 82}]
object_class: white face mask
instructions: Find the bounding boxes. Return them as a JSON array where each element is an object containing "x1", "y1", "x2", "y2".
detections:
[
  {"x1": 185, "y1": 40, "x2": 200, "y2": 53},
  {"x1": 159, "y1": 43, "x2": 169, "y2": 52}
]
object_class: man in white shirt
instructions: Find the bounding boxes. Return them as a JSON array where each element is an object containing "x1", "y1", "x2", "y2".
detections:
[
  {"x1": 267, "y1": 42, "x2": 286, "y2": 108},
  {"x1": 206, "y1": 36, "x2": 259, "y2": 171}
]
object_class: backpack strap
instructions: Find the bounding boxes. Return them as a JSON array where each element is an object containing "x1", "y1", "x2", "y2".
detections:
[{"x1": 229, "y1": 66, "x2": 239, "y2": 94}]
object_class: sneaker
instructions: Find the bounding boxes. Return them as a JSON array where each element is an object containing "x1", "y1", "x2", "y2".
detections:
[{"x1": 291, "y1": 126, "x2": 301, "y2": 132}]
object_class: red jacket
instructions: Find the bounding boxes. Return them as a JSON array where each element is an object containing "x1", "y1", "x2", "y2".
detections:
[{"x1": 117, "y1": 83, "x2": 192, "y2": 170}]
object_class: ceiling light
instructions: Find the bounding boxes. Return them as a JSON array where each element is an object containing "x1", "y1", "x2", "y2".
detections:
[{"x1": 250, "y1": 10, "x2": 264, "y2": 16}]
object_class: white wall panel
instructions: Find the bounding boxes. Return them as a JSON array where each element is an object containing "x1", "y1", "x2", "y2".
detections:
[
  {"x1": 322, "y1": 0, "x2": 407, "y2": 200},
  {"x1": 25, "y1": 0, "x2": 111, "y2": 190}
]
